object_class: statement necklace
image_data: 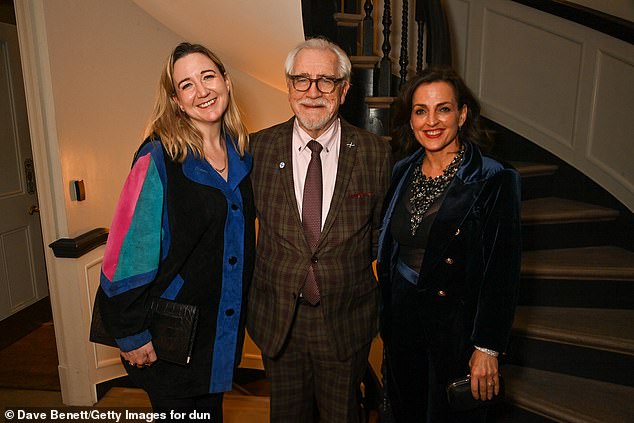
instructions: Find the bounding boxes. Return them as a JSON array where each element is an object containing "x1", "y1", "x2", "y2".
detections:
[{"x1": 409, "y1": 146, "x2": 465, "y2": 235}]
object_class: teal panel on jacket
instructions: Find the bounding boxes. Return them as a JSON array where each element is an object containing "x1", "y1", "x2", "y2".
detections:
[{"x1": 113, "y1": 158, "x2": 163, "y2": 283}]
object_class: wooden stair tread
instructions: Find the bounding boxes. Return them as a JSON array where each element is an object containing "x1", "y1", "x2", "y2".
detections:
[
  {"x1": 513, "y1": 306, "x2": 634, "y2": 355},
  {"x1": 510, "y1": 161, "x2": 559, "y2": 177},
  {"x1": 333, "y1": 12, "x2": 364, "y2": 24},
  {"x1": 522, "y1": 197, "x2": 620, "y2": 225},
  {"x1": 350, "y1": 56, "x2": 380, "y2": 69},
  {"x1": 365, "y1": 96, "x2": 396, "y2": 108},
  {"x1": 522, "y1": 246, "x2": 634, "y2": 280},
  {"x1": 501, "y1": 365, "x2": 634, "y2": 423}
]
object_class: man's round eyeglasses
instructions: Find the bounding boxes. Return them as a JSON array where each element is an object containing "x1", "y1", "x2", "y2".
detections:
[{"x1": 288, "y1": 75, "x2": 344, "y2": 94}]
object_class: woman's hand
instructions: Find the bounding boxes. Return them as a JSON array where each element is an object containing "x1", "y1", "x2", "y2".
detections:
[
  {"x1": 120, "y1": 341, "x2": 157, "y2": 368},
  {"x1": 468, "y1": 349, "x2": 499, "y2": 400}
]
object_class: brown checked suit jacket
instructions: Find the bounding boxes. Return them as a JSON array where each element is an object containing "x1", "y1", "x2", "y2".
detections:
[{"x1": 246, "y1": 117, "x2": 392, "y2": 361}]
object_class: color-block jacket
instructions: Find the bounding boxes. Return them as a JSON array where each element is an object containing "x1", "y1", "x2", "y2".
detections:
[{"x1": 97, "y1": 136, "x2": 255, "y2": 396}]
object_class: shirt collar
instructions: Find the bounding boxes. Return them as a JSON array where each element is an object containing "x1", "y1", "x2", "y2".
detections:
[{"x1": 293, "y1": 118, "x2": 340, "y2": 153}]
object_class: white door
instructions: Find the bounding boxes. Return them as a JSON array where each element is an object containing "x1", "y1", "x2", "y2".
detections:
[{"x1": 0, "y1": 22, "x2": 48, "y2": 321}]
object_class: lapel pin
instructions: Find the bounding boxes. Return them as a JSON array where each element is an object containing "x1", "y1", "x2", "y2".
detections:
[
  {"x1": 279, "y1": 162, "x2": 286, "y2": 169},
  {"x1": 346, "y1": 142, "x2": 355, "y2": 149}
]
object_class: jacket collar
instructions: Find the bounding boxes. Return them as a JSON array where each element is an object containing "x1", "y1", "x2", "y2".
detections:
[
  {"x1": 378, "y1": 141, "x2": 489, "y2": 288},
  {"x1": 182, "y1": 133, "x2": 252, "y2": 193},
  {"x1": 393, "y1": 141, "x2": 486, "y2": 184}
]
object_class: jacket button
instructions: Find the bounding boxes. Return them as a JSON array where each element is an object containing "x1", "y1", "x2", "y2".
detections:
[
  {"x1": 311, "y1": 256, "x2": 318, "y2": 263},
  {"x1": 444, "y1": 257, "x2": 454, "y2": 265},
  {"x1": 437, "y1": 290, "x2": 447, "y2": 297},
  {"x1": 229, "y1": 256, "x2": 237, "y2": 265},
  {"x1": 225, "y1": 308, "x2": 235, "y2": 316},
  {"x1": 231, "y1": 204, "x2": 239, "y2": 211},
  {"x1": 454, "y1": 228, "x2": 461, "y2": 236}
]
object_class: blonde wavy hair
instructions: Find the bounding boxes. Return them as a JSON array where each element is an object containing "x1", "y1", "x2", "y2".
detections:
[{"x1": 144, "y1": 42, "x2": 248, "y2": 161}]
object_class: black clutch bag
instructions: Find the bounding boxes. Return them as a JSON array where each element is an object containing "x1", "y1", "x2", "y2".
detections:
[
  {"x1": 90, "y1": 293, "x2": 199, "y2": 366},
  {"x1": 446, "y1": 375, "x2": 505, "y2": 411},
  {"x1": 147, "y1": 297, "x2": 199, "y2": 365}
]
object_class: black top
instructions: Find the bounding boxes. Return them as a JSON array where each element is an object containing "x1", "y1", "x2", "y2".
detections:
[{"x1": 391, "y1": 169, "x2": 445, "y2": 272}]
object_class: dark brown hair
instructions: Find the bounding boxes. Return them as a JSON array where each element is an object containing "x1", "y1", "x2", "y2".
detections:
[{"x1": 392, "y1": 65, "x2": 491, "y2": 157}]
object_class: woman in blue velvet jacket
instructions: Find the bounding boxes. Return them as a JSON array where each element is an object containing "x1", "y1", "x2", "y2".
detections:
[{"x1": 377, "y1": 67, "x2": 522, "y2": 422}]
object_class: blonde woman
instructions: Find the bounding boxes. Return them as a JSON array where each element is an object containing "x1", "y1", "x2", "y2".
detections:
[{"x1": 95, "y1": 42, "x2": 254, "y2": 421}]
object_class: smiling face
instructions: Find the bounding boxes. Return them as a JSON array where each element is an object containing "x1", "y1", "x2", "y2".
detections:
[
  {"x1": 287, "y1": 48, "x2": 349, "y2": 139},
  {"x1": 410, "y1": 81, "x2": 467, "y2": 154},
  {"x1": 172, "y1": 52, "x2": 230, "y2": 132}
]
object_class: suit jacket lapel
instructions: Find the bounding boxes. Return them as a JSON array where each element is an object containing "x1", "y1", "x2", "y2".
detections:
[
  {"x1": 275, "y1": 119, "x2": 304, "y2": 232},
  {"x1": 319, "y1": 120, "x2": 357, "y2": 246}
]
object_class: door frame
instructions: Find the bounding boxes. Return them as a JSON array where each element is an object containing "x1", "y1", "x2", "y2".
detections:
[{"x1": 13, "y1": 0, "x2": 101, "y2": 405}]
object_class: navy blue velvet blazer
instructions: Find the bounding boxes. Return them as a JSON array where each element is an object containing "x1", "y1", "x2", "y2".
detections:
[{"x1": 377, "y1": 141, "x2": 522, "y2": 372}]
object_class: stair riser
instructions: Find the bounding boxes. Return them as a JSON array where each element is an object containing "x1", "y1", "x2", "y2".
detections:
[
  {"x1": 506, "y1": 336, "x2": 634, "y2": 387},
  {"x1": 340, "y1": 86, "x2": 369, "y2": 130},
  {"x1": 352, "y1": 67, "x2": 374, "y2": 99},
  {"x1": 366, "y1": 107, "x2": 390, "y2": 136},
  {"x1": 519, "y1": 175, "x2": 555, "y2": 200},
  {"x1": 518, "y1": 278, "x2": 634, "y2": 309},
  {"x1": 341, "y1": 68, "x2": 374, "y2": 130},
  {"x1": 521, "y1": 221, "x2": 619, "y2": 250},
  {"x1": 336, "y1": 26, "x2": 358, "y2": 56},
  {"x1": 488, "y1": 401, "x2": 557, "y2": 422}
]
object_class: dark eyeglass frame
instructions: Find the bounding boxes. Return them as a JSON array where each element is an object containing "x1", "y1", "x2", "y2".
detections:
[{"x1": 287, "y1": 75, "x2": 345, "y2": 94}]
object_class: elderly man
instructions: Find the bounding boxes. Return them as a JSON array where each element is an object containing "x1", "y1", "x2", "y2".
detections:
[{"x1": 247, "y1": 38, "x2": 392, "y2": 422}]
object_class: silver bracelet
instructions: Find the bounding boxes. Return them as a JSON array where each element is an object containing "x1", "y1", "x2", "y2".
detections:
[{"x1": 475, "y1": 346, "x2": 499, "y2": 357}]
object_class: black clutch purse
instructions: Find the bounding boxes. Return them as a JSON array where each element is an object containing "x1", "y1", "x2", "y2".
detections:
[
  {"x1": 90, "y1": 293, "x2": 199, "y2": 366},
  {"x1": 147, "y1": 297, "x2": 199, "y2": 365},
  {"x1": 446, "y1": 375, "x2": 505, "y2": 411}
]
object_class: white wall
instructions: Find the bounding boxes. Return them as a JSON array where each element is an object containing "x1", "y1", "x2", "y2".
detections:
[
  {"x1": 130, "y1": 0, "x2": 304, "y2": 132},
  {"x1": 15, "y1": 0, "x2": 303, "y2": 405},
  {"x1": 39, "y1": 0, "x2": 182, "y2": 236},
  {"x1": 445, "y1": 0, "x2": 634, "y2": 211},
  {"x1": 33, "y1": 0, "x2": 302, "y2": 238}
]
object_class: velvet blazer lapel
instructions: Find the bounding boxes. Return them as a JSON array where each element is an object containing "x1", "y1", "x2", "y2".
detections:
[
  {"x1": 419, "y1": 143, "x2": 486, "y2": 283},
  {"x1": 378, "y1": 143, "x2": 488, "y2": 287}
]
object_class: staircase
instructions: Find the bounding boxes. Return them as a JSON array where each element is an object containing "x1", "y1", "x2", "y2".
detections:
[
  {"x1": 490, "y1": 124, "x2": 634, "y2": 423},
  {"x1": 302, "y1": 1, "x2": 634, "y2": 421}
]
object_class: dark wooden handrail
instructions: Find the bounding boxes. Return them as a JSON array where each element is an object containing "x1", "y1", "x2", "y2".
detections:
[
  {"x1": 511, "y1": 0, "x2": 634, "y2": 44},
  {"x1": 49, "y1": 228, "x2": 109, "y2": 258}
]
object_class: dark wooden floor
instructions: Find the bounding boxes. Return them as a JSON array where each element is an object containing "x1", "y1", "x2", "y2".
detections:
[
  {"x1": 0, "y1": 298, "x2": 53, "y2": 350},
  {"x1": 0, "y1": 300, "x2": 551, "y2": 422}
]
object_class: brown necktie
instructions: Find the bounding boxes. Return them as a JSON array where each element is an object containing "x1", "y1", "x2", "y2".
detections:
[{"x1": 301, "y1": 140, "x2": 323, "y2": 304}]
